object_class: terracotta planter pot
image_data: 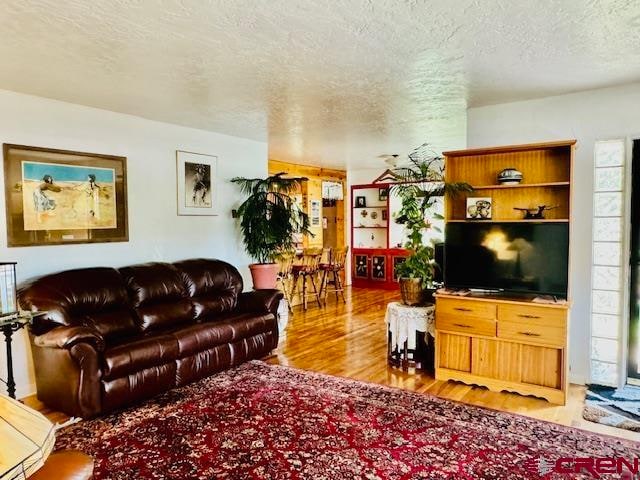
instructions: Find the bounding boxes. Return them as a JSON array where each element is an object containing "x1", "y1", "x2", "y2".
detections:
[{"x1": 249, "y1": 263, "x2": 279, "y2": 290}]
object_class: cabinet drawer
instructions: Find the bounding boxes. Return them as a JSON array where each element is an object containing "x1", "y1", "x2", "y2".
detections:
[
  {"x1": 437, "y1": 298, "x2": 496, "y2": 320},
  {"x1": 436, "y1": 313, "x2": 496, "y2": 337},
  {"x1": 497, "y1": 304, "x2": 567, "y2": 328},
  {"x1": 498, "y1": 320, "x2": 565, "y2": 347}
]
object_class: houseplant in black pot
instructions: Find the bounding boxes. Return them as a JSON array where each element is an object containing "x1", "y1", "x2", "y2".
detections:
[
  {"x1": 231, "y1": 172, "x2": 311, "y2": 289},
  {"x1": 392, "y1": 144, "x2": 471, "y2": 305}
]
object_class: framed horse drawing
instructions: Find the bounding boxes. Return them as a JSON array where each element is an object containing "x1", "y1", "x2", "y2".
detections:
[{"x1": 176, "y1": 150, "x2": 217, "y2": 216}]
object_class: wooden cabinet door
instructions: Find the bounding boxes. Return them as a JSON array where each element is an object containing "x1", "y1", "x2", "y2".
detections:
[
  {"x1": 353, "y1": 253, "x2": 369, "y2": 279},
  {"x1": 438, "y1": 333, "x2": 471, "y2": 372},
  {"x1": 521, "y1": 345, "x2": 562, "y2": 389},
  {"x1": 371, "y1": 255, "x2": 386, "y2": 281},
  {"x1": 471, "y1": 338, "x2": 521, "y2": 382}
]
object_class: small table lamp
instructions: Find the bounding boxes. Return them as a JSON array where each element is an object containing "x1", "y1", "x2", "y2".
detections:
[
  {"x1": 0, "y1": 262, "x2": 17, "y2": 319},
  {"x1": 0, "y1": 394, "x2": 55, "y2": 480}
]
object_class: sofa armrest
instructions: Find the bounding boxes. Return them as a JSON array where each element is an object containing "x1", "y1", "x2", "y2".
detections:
[
  {"x1": 33, "y1": 325, "x2": 105, "y2": 353},
  {"x1": 238, "y1": 290, "x2": 284, "y2": 317}
]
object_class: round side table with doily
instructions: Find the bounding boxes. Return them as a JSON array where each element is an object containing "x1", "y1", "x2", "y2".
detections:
[{"x1": 385, "y1": 301, "x2": 435, "y2": 372}]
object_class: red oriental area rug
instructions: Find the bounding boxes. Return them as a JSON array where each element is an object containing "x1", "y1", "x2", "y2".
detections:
[{"x1": 56, "y1": 361, "x2": 639, "y2": 479}]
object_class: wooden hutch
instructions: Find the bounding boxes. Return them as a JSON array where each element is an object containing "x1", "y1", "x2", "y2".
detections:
[
  {"x1": 350, "y1": 182, "x2": 412, "y2": 289},
  {"x1": 435, "y1": 140, "x2": 574, "y2": 404}
]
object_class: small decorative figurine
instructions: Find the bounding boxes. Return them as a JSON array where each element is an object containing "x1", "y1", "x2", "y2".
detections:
[
  {"x1": 498, "y1": 167, "x2": 523, "y2": 184},
  {"x1": 514, "y1": 205, "x2": 558, "y2": 219}
]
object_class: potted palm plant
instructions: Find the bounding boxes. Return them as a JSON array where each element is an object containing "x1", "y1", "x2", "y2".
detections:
[
  {"x1": 392, "y1": 144, "x2": 472, "y2": 305},
  {"x1": 231, "y1": 172, "x2": 311, "y2": 289}
]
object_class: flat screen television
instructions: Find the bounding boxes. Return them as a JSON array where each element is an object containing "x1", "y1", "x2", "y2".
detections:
[{"x1": 444, "y1": 222, "x2": 569, "y2": 297}]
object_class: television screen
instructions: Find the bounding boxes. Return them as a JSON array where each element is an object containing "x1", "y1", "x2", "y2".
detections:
[{"x1": 444, "y1": 222, "x2": 569, "y2": 297}]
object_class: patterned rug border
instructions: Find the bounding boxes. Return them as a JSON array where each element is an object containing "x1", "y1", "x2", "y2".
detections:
[
  {"x1": 56, "y1": 360, "x2": 640, "y2": 480},
  {"x1": 60, "y1": 359, "x2": 640, "y2": 452},
  {"x1": 252, "y1": 360, "x2": 640, "y2": 448}
]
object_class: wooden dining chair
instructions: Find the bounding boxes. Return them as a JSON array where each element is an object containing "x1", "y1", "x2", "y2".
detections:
[
  {"x1": 290, "y1": 247, "x2": 323, "y2": 310},
  {"x1": 276, "y1": 253, "x2": 296, "y2": 312},
  {"x1": 320, "y1": 246, "x2": 349, "y2": 304}
]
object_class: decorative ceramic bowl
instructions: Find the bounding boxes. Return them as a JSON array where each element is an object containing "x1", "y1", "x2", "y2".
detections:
[{"x1": 497, "y1": 167, "x2": 523, "y2": 184}]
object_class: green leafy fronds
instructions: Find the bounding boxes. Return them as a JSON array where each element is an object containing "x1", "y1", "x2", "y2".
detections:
[
  {"x1": 231, "y1": 173, "x2": 312, "y2": 264},
  {"x1": 395, "y1": 245, "x2": 436, "y2": 284},
  {"x1": 390, "y1": 143, "x2": 473, "y2": 285}
]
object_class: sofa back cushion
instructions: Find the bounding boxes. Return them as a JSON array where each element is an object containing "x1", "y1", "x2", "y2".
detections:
[
  {"x1": 119, "y1": 262, "x2": 194, "y2": 332},
  {"x1": 18, "y1": 267, "x2": 137, "y2": 340},
  {"x1": 174, "y1": 259, "x2": 243, "y2": 321}
]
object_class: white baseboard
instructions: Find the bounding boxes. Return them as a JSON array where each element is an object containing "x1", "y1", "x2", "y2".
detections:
[
  {"x1": 568, "y1": 373, "x2": 587, "y2": 386},
  {"x1": 15, "y1": 383, "x2": 36, "y2": 400}
]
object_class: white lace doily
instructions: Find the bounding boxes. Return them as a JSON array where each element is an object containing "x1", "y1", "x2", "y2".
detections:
[{"x1": 385, "y1": 301, "x2": 435, "y2": 350}]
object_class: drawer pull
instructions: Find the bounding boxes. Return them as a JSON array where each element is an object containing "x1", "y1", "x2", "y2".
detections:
[
  {"x1": 518, "y1": 331, "x2": 541, "y2": 337},
  {"x1": 454, "y1": 307, "x2": 473, "y2": 312},
  {"x1": 518, "y1": 314, "x2": 541, "y2": 319},
  {"x1": 453, "y1": 323, "x2": 472, "y2": 328}
]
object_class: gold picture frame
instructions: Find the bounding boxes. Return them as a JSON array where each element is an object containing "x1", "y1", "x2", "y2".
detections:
[{"x1": 3, "y1": 144, "x2": 128, "y2": 247}]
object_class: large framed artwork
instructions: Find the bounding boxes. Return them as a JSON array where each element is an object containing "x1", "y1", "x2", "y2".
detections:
[
  {"x1": 3, "y1": 144, "x2": 128, "y2": 247},
  {"x1": 176, "y1": 150, "x2": 217, "y2": 216}
]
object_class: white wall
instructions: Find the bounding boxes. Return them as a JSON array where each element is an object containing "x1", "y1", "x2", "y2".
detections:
[
  {"x1": 468, "y1": 82, "x2": 640, "y2": 384},
  {"x1": 0, "y1": 89, "x2": 267, "y2": 398}
]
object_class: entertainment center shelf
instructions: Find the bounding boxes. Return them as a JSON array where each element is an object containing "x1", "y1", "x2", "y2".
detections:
[
  {"x1": 436, "y1": 140, "x2": 575, "y2": 405},
  {"x1": 470, "y1": 181, "x2": 570, "y2": 190},
  {"x1": 445, "y1": 140, "x2": 573, "y2": 222},
  {"x1": 446, "y1": 219, "x2": 568, "y2": 223}
]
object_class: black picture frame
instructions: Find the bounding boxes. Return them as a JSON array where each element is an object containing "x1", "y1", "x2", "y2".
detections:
[
  {"x1": 378, "y1": 188, "x2": 388, "y2": 201},
  {"x1": 355, "y1": 196, "x2": 366, "y2": 208}
]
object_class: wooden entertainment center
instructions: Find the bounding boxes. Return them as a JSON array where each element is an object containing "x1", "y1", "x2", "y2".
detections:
[{"x1": 435, "y1": 140, "x2": 575, "y2": 404}]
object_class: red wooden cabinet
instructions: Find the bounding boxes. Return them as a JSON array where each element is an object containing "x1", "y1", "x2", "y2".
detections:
[
  {"x1": 351, "y1": 183, "x2": 409, "y2": 289},
  {"x1": 351, "y1": 248, "x2": 409, "y2": 289}
]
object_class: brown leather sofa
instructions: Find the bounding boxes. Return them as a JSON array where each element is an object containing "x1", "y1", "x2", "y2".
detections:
[{"x1": 18, "y1": 259, "x2": 282, "y2": 418}]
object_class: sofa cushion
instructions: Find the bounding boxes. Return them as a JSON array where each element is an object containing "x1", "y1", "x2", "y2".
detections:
[
  {"x1": 18, "y1": 267, "x2": 136, "y2": 339},
  {"x1": 102, "y1": 362, "x2": 177, "y2": 413},
  {"x1": 174, "y1": 259, "x2": 243, "y2": 320},
  {"x1": 103, "y1": 333, "x2": 179, "y2": 380},
  {"x1": 119, "y1": 262, "x2": 194, "y2": 332},
  {"x1": 171, "y1": 313, "x2": 276, "y2": 358},
  {"x1": 83, "y1": 309, "x2": 138, "y2": 342}
]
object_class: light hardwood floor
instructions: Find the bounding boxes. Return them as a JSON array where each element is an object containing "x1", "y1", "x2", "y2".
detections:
[
  {"x1": 268, "y1": 287, "x2": 639, "y2": 442},
  {"x1": 27, "y1": 286, "x2": 638, "y2": 442}
]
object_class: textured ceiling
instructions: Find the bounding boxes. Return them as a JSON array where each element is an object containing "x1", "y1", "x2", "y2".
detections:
[{"x1": 1, "y1": 0, "x2": 639, "y2": 169}]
